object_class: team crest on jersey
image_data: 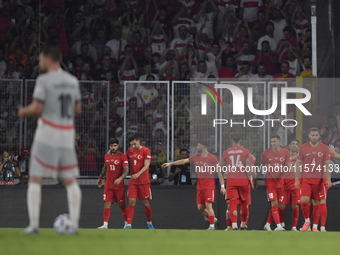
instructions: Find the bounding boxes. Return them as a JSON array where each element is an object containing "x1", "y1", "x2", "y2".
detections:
[
  {"x1": 114, "y1": 160, "x2": 119, "y2": 164},
  {"x1": 137, "y1": 155, "x2": 142, "y2": 159},
  {"x1": 318, "y1": 152, "x2": 323, "y2": 157},
  {"x1": 280, "y1": 157, "x2": 284, "y2": 162}
]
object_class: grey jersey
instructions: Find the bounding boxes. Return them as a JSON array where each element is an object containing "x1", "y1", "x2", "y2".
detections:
[{"x1": 32, "y1": 69, "x2": 81, "y2": 148}]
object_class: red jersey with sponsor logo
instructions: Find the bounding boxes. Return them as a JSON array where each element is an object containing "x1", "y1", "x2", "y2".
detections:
[
  {"x1": 104, "y1": 152, "x2": 129, "y2": 190},
  {"x1": 222, "y1": 146, "x2": 251, "y2": 187},
  {"x1": 297, "y1": 142, "x2": 331, "y2": 184},
  {"x1": 261, "y1": 147, "x2": 291, "y2": 188},
  {"x1": 126, "y1": 146, "x2": 152, "y2": 185},
  {"x1": 189, "y1": 152, "x2": 218, "y2": 190}
]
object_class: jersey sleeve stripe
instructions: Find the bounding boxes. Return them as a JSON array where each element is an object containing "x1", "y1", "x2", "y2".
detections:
[{"x1": 41, "y1": 117, "x2": 75, "y2": 130}]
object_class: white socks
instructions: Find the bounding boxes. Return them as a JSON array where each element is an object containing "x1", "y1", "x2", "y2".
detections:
[
  {"x1": 27, "y1": 182, "x2": 41, "y2": 229},
  {"x1": 241, "y1": 221, "x2": 246, "y2": 228},
  {"x1": 313, "y1": 224, "x2": 318, "y2": 229},
  {"x1": 103, "y1": 222, "x2": 108, "y2": 227},
  {"x1": 305, "y1": 218, "x2": 310, "y2": 223},
  {"x1": 232, "y1": 223, "x2": 238, "y2": 229},
  {"x1": 66, "y1": 182, "x2": 82, "y2": 229}
]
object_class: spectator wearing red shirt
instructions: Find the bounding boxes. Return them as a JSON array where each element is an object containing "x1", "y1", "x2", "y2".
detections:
[
  {"x1": 216, "y1": 53, "x2": 238, "y2": 79},
  {"x1": 277, "y1": 26, "x2": 300, "y2": 59},
  {"x1": 129, "y1": 30, "x2": 146, "y2": 65},
  {"x1": 233, "y1": 20, "x2": 254, "y2": 53},
  {"x1": 254, "y1": 40, "x2": 278, "y2": 76},
  {"x1": 0, "y1": 6, "x2": 13, "y2": 43},
  {"x1": 273, "y1": 61, "x2": 296, "y2": 80}
]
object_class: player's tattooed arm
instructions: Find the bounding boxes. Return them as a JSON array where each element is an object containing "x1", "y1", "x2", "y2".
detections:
[
  {"x1": 120, "y1": 166, "x2": 129, "y2": 179},
  {"x1": 139, "y1": 160, "x2": 151, "y2": 175},
  {"x1": 99, "y1": 164, "x2": 107, "y2": 178}
]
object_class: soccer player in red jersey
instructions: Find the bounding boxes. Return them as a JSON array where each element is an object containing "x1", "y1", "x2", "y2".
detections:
[
  {"x1": 262, "y1": 135, "x2": 292, "y2": 231},
  {"x1": 124, "y1": 135, "x2": 153, "y2": 229},
  {"x1": 97, "y1": 138, "x2": 129, "y2": 229},
  {"x1": 278, "y1": 139, "x2": 301, "y2": 231},
  {"x1": 162, "y1": 141, "x2": 225, "y2": 230},
  {"x1": 222, "y1": 133, "x2": 255, "y2": 230},
  {"x1": 295, "y1": 128, "x2": 332, "y2": 232}
]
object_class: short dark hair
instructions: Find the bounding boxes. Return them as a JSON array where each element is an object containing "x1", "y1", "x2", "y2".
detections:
[
  {"x1": 231, "y1": 132, "x2": 242, "y2": 143},
  {"x1": 261, "y1": 40, "x2": 269, "y2": 46},
  {"x1": 198, "y1": 60, "x2": 206, "y2": 65},
  {"x1": 266, "y1": 21, "x2": 274, "y2": 29},
  {"x1": 180, "y1": 148, "x2": 189, "y2": 154},
  {"x1": 308, "y1": 127, "x2": 320, "y2": 134},
  {"x1": 258, "y1": 62, "x2": 266, "y2": 68},
  {"x1": 242, "y1": 61, "x2": 250, "y2": 66},
  {"x1": 283, "y1": 26, "x2": 292, "y2": 33},
  {"x1": 109, "y1": 138, "x2": 119, "y2": 146},
  {"x1": 146, "y1": 74, "x2": 155, "y2": 80},
  {"x1": 270, "y1": 134, "x2": 280, "y2": 140},
  {"x1": 258, "y1": 10, "x2": 266, "y2": 15},
  {"x1": 289, "y1": 139, "x2": 299, "y2": 144},
  {"x1": 128, "y1": 135, "x2": 139, "y2": 142},
  {"x1": 151, "y1": 151, "x2": 159, "y2": 157},
  {"x1": 281, "y1": 60, "x2": 290, "y2": 67},
  {"x1": 20, "y1": 172, "x2": 29, "y2": 179},
  {"x1": 41, "y1": 46, "x2": 62, "y2": 63}
]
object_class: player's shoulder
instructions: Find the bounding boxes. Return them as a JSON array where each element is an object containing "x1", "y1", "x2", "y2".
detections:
[
  {"x1": 142, "y1": 146, "x2": 151, "y2": 153},
  {"x1": 281, "y1": 147, "x2": 290, "y2": 153},
  {"x1": 126, "y1": 148, "x2": 133, "y2": 154},
  {"x1": 319, "y1": 142, "x2": 329, "y2": 150},
  {"x1": 262, "y1": 148, "x2": 271, "y2": 155}
]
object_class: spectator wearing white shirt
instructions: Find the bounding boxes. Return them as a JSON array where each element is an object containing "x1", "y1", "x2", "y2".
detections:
[
  {"x1": 179, "y1": 0, "x2": 195, "y2": 17},
  {"x1": 266, "y1": 4, "x2": 290, "y2": 42},
  {"x1": 233, "y1": 41, "x2": 255, "y2": 72},
  {"x1": 118, "y1": 54, "x2": 139, "y2": 97},
  {"x1": 197, "y1": 23, "x2": 211, "y2": 60},
  {"x1": 234, "y1": 61, "x2": 253, "y2": 80},
  {"x1": 149, "y1": 23, "x2": 169, "y2": 55},
  {"x1": 170, "y1": 26, "x2": 193, "y2": 54},
  {"x1": 202, "y1": 42, "x2": 220, "y2": 78},
  {"x1": 171, "y1": 6, "x2": 197, "y2": 39},
  {"x1": 139, "y1": 63, "x2": 159, "y2": 81},
  {"x1": 239, "y1": 0, "x2": 263, "y2": 23},
  {"x1": 188, "y1": 52, "x2": 211, "y2": 81},
  {"x1": 251, "y1": 62, "x2": 273, "y2": 81},
  {"x1": 278, "y1": 47, "x2": 301, "y2": 76},
  {"x1": 291, "y1": 5, "x2": 310, "y2": 36},
  {"x1": 193, "y1": 1, "x2": 219, "y2": 40},
  {"x1": 106, "y1": 26, "x2": 127, "y2": 62},
  {"x1": 133, "y1": 76, "x2": 159, "y2": 111},
  {"x1": 257, "y1": 22, "x2": 278, "y2": 52}
]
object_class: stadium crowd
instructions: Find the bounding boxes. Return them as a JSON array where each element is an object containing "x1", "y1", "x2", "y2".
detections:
[{"x1": 0, "y1": 0, "x2": 337, "y2": 180}]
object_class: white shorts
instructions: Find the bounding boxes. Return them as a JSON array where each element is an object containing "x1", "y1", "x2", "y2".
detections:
[{"x1": 30, "y1": 140, "x2": 79, "y2": 179}]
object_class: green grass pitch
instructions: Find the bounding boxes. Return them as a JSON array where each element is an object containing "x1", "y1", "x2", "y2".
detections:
[{"x1": 2, "y1": 228, "x2": 339, "y2": 255}]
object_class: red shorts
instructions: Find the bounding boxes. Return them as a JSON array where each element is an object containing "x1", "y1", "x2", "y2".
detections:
[
  {"x1": 266, "y1": 186, "x2": 282, "y2": 202},
  {"x1": 103, "y1": 187, "x2": 126, "y2": 204},
  {"x1": 226, "y1": 185, "x2": 249, "y2": 202},
  {"x1": 127, "y1": 183, "x2": 152, "y2": 200},
  {"x1": 280, "y1": 189, "x2": 301, "y2": 205},
  {"x1": 300, "y1": 181, "x2": 326, "y2": 200},
  {"x1": 197, "y1": 189, "x2": 215, "y2": 204}
]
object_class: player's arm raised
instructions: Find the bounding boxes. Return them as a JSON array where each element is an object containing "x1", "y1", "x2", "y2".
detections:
[
  {"x1": 98, "y1": 164, "x2": 107, "y2": 188},
  {"x1": 131, "y1": 159, "x2": 151, "y2": 180},
  {"x1": 161, "y1": 158, "x2": 190, "y2": 168},
  {"x1": 18, "y1": 99, "x2": 44, "y2": 118},
  {"x1": 295, "y1": 159, "x2": 302, "y2": 189}
]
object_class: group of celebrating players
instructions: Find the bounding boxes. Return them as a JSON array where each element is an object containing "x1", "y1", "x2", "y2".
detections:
[{"x1": 98, "y1": 128, "x2": 339, "y2": 232}]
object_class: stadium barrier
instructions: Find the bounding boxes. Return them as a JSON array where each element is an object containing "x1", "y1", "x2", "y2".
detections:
[{"x1": 2, "y1": 185, "x2": 340, "y2": 231}]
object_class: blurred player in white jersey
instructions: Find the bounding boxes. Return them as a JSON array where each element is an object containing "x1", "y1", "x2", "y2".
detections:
[{"x1": 18, "y1": 46, "x2": 82, "y2": 235}]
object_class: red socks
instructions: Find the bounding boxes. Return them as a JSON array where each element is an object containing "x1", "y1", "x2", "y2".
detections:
[
  {"x1": 313, "y1": 205, "x2": 321, "y2": 227},
  {"x1": 144, "y1": 205, "x2": 152, "y2": 222},
  {"x1": 119, "y1": 204, "x2": 127, "y2": 222},
  {"x1": 271, "y1": 206, "x2": 281, "y2": 225},
  {"x1": 309, "y1": 204, "x2": 312, "y2": 221},
  {"x1": 127, "y1": 205, "x2": 135, "y2": 224},
  {"x1": 278, "y1": 208, "x2": 285, "y2": 224},
  {"x1": 321, "y1": 203, "x2": 327, "y2": 227},
  {"x1": 292, "y1": 208, "x2": 299, "y2": 227},
  {"x1": 240, "y1": 201, "x2": 248, "y2": 223},
  {"x1": 209, "y1": 215, "x2": 214, "y2": 225},
  {"x1": 301, "y1": 203, "x2": 310, "y2": 220},
  {"x1": 246, "y1": 207, "x2": 249, "y2": 226},
  {"x1": 226, "y1": 218, "x2": 231, "y2": 227},
  {"x1": 229, "y1": 199, "x2": 238, "y2": 224},
  {"x1": 266, "y1": 208, "x2": 273, "y2": 224},
  {"x1": 103, "y1": 208, "x2": 110, "y2": 223}
]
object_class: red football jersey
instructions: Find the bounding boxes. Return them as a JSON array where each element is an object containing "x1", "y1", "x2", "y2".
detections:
[
  {"x1": 297, "y1": 142, "x2": 331, "y2": 184},
  {"x1": 189, "y1": 152, "x2": 218, "y2": 190},
  {"x1": 222, "y1": 146, "x2": 250, "y2": 187},
  {"x1": 261, "y1": 148, "x2": 291, "y2": 188},
  {"x1": 283, "y1": 160, "x2": 296, "y2": 190},
  {"x1": 126, "y1": 146, "x2": 152, "y2": 185},
  {"x1": 104, "y1": 152, "x2": 129, "y2": 190}
]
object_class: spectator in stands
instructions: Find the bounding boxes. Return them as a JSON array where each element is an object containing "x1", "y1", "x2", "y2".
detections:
[
  {"x1": 0, "y1": 150, "x2": 21, "y2": 184},
  {"x1": 106, "y1": 26, "x2": 127, "y2": 62},
  {"x1": 233, "y1": 20, "x2": 254, "y2": 52},
  {"x1": 251, "y1": 62, "x2": 273, "y2": 81},
  {"x1": 72, "y1": 55, "x2": 84, "y2": 78},
  {"x1": 202, "y1": 41, "x2": 220, "y2": 78},
  {"x1": 159, "y1": 61, "x2": 180, "y2": 82},
  {"x1": 149, "y1": 151, "x2": 165, "y2": 185},
  {"x1": 273, "y1": 61, "x2": 296, "y2": 79},
  {"x1": 109, "y1": 102, "x2": 121, "y2": 137},
  {"x1": 254, "y1": 40, "x2": 278, "y2": 76},
  {"x1": 149, "y1": 22, "x2": 169, "y2": 55},
  {"x1": 234, "y1": 61, "x2": 253, "y2": 79},
  {"x1": 115, "y1": 85, "x2": 130, "y2": 119},
  {"x1": 188, "y1": 53, "x2": 212, "y2": 81},
  {"x1": 171, "y1": 5, "x2": 196, "y2": 39},
  {"x1": 320, "y1": 115, "x2": 340, "y2": 145},
  {"x1": 252, "y1": 10, "x2": 267, "y2": 41},
  {"x1": 0, "y1": 5, "x2": 12, "y2": 43},
  {"x1": 139, "y1": 63, "x2": 159, "y2": 81},
  {"x1": 133, "y1": 78, "x2": 158, "y2": 116},
  {"x1": 193, "y1": 1, "x2": 219, "y2": 40},
  {"x1": 72, "y1": 31, "x2": 98, "y2": 63},
  {"x1": 80, "y1": 43, "x2": 96, "y2": 64},
  {"x1": 291, "y1": 4, "x2": 310, "y2": 36},
  {"x1": 17, "y1": 171, "x2": 29, "y2": 185},
  {"x1": 239, "y1": 0, "x2": 263, "y2": 24},
  {"x1": 118, "y1": 54, "x2": 139, "y2": 97},
  {"x1": 90, "y1": 6, "x2": 111, "y2": 37},
  {"x1": 300, "y1": 57, "x2": 313, "y2": 77},
  {"x1": 9, "y1": 46, "x2": 27, "y2": 70},
  {"x1": 277, "y1": 26, "x2": 300, "y2": 57},
  {"x1": 257, "y1": 22, "x2": 277, "y2": 52},
  {"x1": 278, "y1": 46, "x2": 301, "y2": 76},
  {"x1": 83, "y1": 2, "x2": 96, "y2": 29},
  {"x1": 234, "y1": 41, "x2": 255, "y2": 72},
  {"x1": 95, "y1": 54, "x2": 117, "y2": 82},
  {"x1": 91, "y1": 28, "x2": 108, "y2": 59},
  {"x1": 168, "y1": 148, "x2": 191, "y2": 185},
  {"x1": 266, "y1": 3, "x2": 290, "y2": 42},
  {"x1": 216, "y1": 52, "x2": 238, "y2": 79},
  {"x1": 0, "y1": 48, "x2": 6, "y2": 77},
  {"x1": 170, "y1": 26, "x2": 192, "y2": 54},
  {"x1": 139, "y1": 45, "x2": 153, "y2": 68}
]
